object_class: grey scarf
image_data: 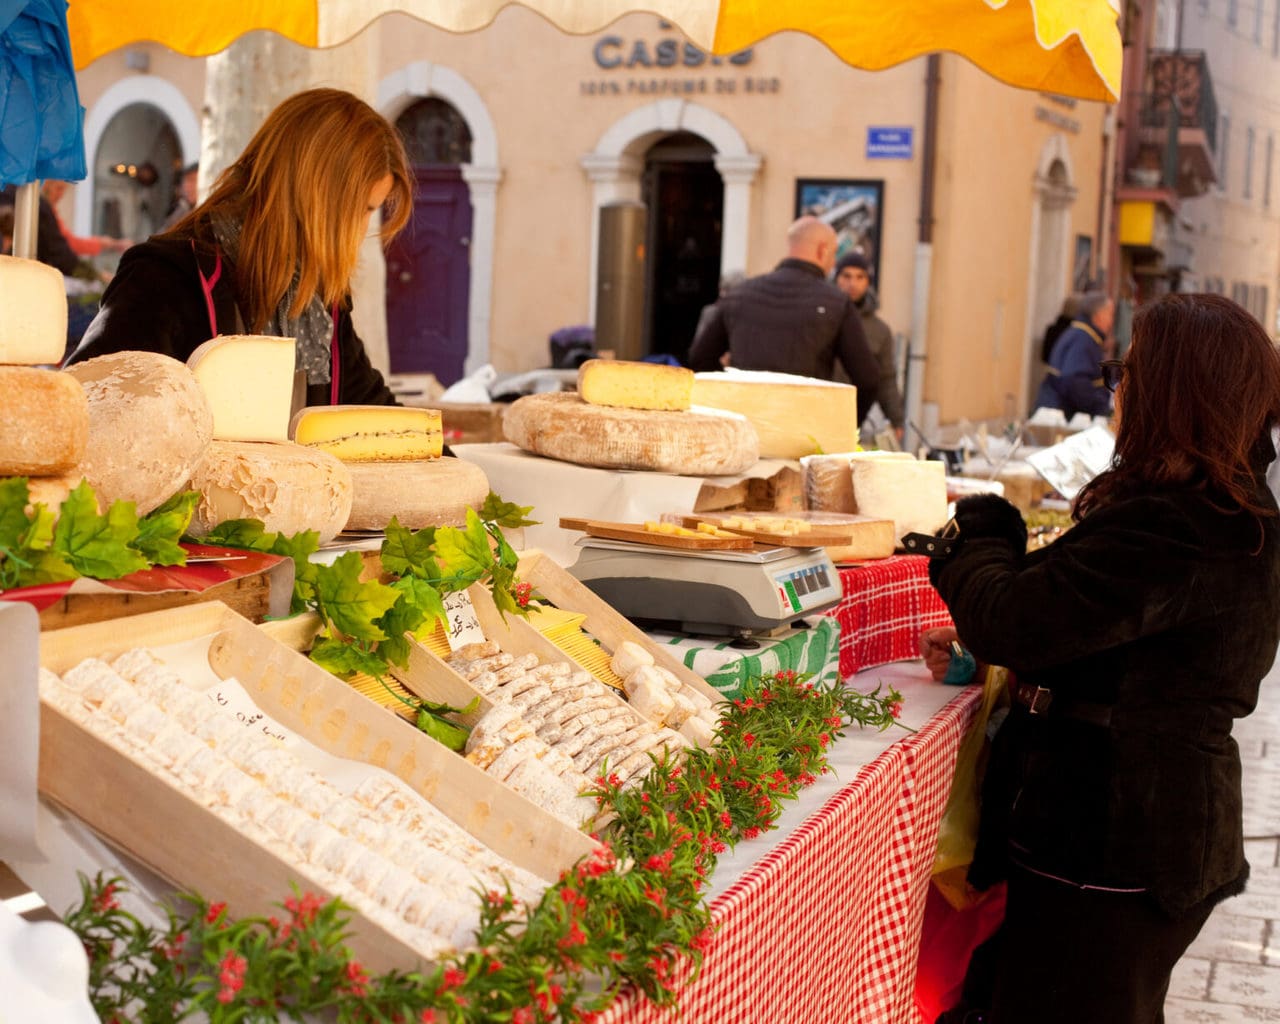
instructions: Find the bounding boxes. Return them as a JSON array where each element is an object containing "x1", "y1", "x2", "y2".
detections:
[{"x1": 211, "y1": 214, "x2": 334, "y2": 385}]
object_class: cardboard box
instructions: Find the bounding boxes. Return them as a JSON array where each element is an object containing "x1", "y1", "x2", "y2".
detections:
[{"x1": 38, "y1": 603, "x2": 597, "y2": 971}]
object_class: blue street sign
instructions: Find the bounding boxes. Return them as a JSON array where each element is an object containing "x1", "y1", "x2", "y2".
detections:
[{"x1": 866, "y1": 127, "x2": 914, "y2": 159}]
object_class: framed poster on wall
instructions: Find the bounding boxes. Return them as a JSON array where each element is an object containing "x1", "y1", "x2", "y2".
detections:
[{"x1": 794, "y1": 178, "x2": 885, "y2": 284}]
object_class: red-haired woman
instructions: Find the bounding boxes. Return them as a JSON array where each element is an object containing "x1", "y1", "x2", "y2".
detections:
[
  {"x1": 927, "y1": 292, "x2": 1280, "y2": 1023},
  {"x1": 68, "y1": 88, "x2": 413, "y2": 406}
]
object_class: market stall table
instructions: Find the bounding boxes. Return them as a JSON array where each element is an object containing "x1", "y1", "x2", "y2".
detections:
[{"x1": 598, "y1": 662, "x2": 983, "y2": 1024}]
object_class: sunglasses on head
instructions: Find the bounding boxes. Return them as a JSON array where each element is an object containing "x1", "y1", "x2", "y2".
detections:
[{"x1": 1100, "y1": 359, "x2": 1125, "y2": 392}]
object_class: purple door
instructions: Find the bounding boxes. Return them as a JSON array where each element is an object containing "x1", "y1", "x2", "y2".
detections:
[{"x1": 386, "y1": 166, "x2": 472, "y2": 384}]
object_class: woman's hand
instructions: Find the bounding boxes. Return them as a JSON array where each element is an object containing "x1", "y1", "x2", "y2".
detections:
[{"x1": 920, "y1": 626, "x2": 960, "y2": 681}]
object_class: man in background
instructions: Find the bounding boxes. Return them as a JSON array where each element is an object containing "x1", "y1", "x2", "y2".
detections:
[
  {"x1": 1031, "y1": 291, "x2": 1115, "y2": 421},
  {"x1": 162, "y1": 162, "x2": 199, "y2": 230},
  {"x1": 834, "y1": 250, "x2": 904, "y2": 439},
  {"x1": 688, "y1": 215, "x2": 879, "y2": 422}
]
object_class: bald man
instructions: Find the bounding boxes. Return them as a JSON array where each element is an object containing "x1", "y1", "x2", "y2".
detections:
[{"x1": 687, "y1": 216, "x2": 879, "y2": 419}]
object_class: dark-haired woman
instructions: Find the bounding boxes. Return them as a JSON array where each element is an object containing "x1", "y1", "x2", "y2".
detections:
[{"x1": 929, "y1": 292, "x2": 1280, "y2": 1023}]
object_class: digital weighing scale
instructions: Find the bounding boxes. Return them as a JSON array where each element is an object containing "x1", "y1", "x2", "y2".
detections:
[{"x1": 568, "y1": 537, "x2": 843, "y2": 639}]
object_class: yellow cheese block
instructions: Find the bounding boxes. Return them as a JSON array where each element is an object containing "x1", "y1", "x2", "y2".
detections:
[
  {"x1": 0, "y1": 255, "x2": 68, "y2": 365},
  {"x1": 186, "y1": 440, "x2": 354, "y2": 543},
  {"x1": 577, "y1": 358, "x2": 694, "y2": 411},
  {"x1": 344, "y1": 456, "x2": 490, "y2": 531},
  {"x1": 187, "y1": 335, "x2": 296, "y2": 442},
  {"x1": 290, "y1": 405, "x2": 443, "y2": 461},
  {"x1": 0, "y1": 366, "x2": 89, "y2": 475},
  {"x1": 503, "y1": 392, "x2": 759, "y2": 476},
  {"x1": 691, "y1": 370, "x2": 859, "y2": 459}
]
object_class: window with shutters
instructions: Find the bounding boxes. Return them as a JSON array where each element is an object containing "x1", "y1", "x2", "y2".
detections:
[
  {"x1": 1245, "y1": 127, "x2": 1256, "y2": 198},
  {"x1": 1218, "y1": 114, "x2": 1231, "y2": 190},
  {"x1": 1266, "y1": 135, "x2": 1274, "y2": 207},
  {"x1": 1232, "y1": 282, "x2": 1250, "y2": 307}
]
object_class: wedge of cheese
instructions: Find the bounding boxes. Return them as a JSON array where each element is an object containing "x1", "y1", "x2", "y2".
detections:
[
  {"x1": 848, "y1": 457, "x2": 948, "y2": 543},
  {"x1": 503, "y1": 392, "x2": 758, "y2": 476},
  {"x1": 691, "y1": 370, "x2": 859, "y2": 459},
  {"x1": 801, "y1": 450, "x2": 914, "y2": 513},
  {"x1": 186, "y1": 440, "x2": 354, "y2": 543},
  {"x1": 290, "y1": 405, "x2": 443, "y2": 461},
  {"x1": 577, "y1": 359, "x2": 694, "y2": 411},
  {"x1": 187, "y1": 335, "x2": 296, "y2": 442},
  {"x1": 65, "y1": 351, "x2": 213, "y2": 514},
  {"x1": 0, "y1": 255, "x2": 68, "y2": 365},
  {"x1": 344, "y1": 456, "x2": 489, "y2": 531},
  {"x1": 0, "y1": 366, "x2": 89, "y2": 475}
]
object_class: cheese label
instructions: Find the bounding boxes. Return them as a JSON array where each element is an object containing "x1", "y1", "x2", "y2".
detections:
[{"x1": 442, "y1": 589, "x2": 486, "y2": 651}]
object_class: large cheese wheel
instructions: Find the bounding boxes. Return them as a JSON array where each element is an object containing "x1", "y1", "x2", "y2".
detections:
[
  {"x1": 503, "y1": 392, "x2": 759, "y2": 476},
  {"x1": 0, "y1": 255, "x2": 68, "y2": 365},
  {"x1": 692, "y1": 370, "x2": 859, "y2": 459},
  {"x1": 344, "y1": 456, "x2": 489, "y2": 531},
  {"x1": 64, "y1": 352, "x2": 213, "y2": 514},
  {"x1": 186, "y1": 440, "x2": 354, "y2": 543},
  {"x1": 0, "y1": 366, "x2": 89, "y2": 475}
]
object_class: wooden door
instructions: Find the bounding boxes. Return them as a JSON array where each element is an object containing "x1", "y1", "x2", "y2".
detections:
[{"x1": 386, "y1": 166, "x2": 472, "y2": 384}]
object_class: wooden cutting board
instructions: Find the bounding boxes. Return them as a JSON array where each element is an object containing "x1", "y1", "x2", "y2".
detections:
[
  {"x1": 677, "y1": 515, "x2": 854, "y2": 547},
  {"x1": 559, "y1": 517, "x2": 754, "y2": 550}
]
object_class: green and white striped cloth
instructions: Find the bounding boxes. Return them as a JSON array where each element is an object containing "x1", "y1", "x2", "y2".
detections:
[{"x1": 648, "y1": 617, "x2": 842, "y2": 702}]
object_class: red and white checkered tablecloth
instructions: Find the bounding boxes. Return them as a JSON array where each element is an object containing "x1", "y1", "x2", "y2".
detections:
[
  {"x1": 832, "y1": 556, "x2": 954, "y2": 679},
  {"x1": 598, "y1": 684, "x2": 983, "y2": 1024}
]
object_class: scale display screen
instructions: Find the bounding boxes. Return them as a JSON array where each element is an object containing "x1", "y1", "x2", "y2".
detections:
[{"x1": 773, "y1": 562, "x2": 836, "y2": 613}]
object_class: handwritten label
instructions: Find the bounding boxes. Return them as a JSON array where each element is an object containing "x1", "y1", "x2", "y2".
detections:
[
  {"x1": 442, "y1": 590, "x2": 486, "y2": 651},
  {"x1": 206, "y1": 679, "x2": 291, "y2": 744}
]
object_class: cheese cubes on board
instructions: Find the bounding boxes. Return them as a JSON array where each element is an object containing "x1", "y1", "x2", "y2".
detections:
[
  {"x1": 188, "y1": 335, "x2": 296, "y2": 442},
  {"x1": 577, "y1": 358, "x2": 694, "y2": 411},
  {"x1": 0, "y1": 255, "x2": 67, "y2": 365},
  {"x1": 291, "y1": 405, "x2": 444, "y2": 461}
]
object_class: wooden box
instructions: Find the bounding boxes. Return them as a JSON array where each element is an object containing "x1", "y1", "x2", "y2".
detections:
[{"x1": 38, "y1": 603, "x2": 597, "y2": 971}]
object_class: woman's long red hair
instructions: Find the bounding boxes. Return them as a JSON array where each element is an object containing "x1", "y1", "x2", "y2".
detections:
[{"x1": 1076, "y1": 293, "x2": 1280, "y2": 520}]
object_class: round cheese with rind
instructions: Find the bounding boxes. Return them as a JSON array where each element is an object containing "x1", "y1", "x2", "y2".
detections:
[
  {"x1": 0, "y1": 366, "x2": 89, "y2": 475},
  {"x1": 186, "y1": 440, "x2": 354, "y2": 543},
  {"x1": 64, "y1": 351, "x2": 213, "y2": 514},
  {"x1": 343, "y1": 456, "x2": 489, "y2": 531},
  {"x1": 503, "y1": 392, "x2": 758, "y2": 476}
]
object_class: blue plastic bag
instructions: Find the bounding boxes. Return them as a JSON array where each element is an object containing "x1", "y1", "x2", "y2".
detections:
[{"x1": 0, "y1": 0, "x2": 86, "y2": 187}]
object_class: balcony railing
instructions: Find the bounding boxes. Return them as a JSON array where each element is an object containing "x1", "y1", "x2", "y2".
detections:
[{"x1": 1138, "y1": 50, "x2": 1218, "y2": 153}]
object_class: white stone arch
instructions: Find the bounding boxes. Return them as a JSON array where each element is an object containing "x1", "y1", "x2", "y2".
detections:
[
  {"x1": 77, "y1": 77, "x2": 201, "y2": 237},
  {"x1": 1022, "y1": 133, "x2": 1079, "y2": 411},
  {"x1": 581, "y1": 99, "x2": 762, "y2": 322},
  {"x1": 378, "y1": 61, "x2": 500, "y2": 376}
]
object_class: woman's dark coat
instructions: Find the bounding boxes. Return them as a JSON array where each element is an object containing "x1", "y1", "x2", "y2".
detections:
[
  {"x1": 931, "y1": 473, "x2": 1280, "y2": 916},
  {"x1": 67, "y1": 237, "x2": 397, "y2": 407}
]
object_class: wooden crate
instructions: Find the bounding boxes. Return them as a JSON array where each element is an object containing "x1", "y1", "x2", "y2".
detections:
[
  {"x1": 36, "y1": 571, "x2": 274, "y2": 631},
  {"x1": 38, "y1": 603, "x2": 598, "y2": 971}
]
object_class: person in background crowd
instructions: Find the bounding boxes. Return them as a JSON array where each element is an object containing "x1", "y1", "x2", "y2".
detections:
[
  {"x1": 40, "y1": 180, "x2": 130, "y2": 259},
  {"x1": 0, "y1": 182, "x2": 124, "y2": 278},
  {"x1": 0, "y1": 206, "x2": 12, "y2": 255},
  {"x1": 687, "y1": 215, "x2": 880, "y2": 422},
  {"x1": 923, "y1": 292, "x2": 1280, "y2": 1024},
  {"x1": 1031, "y1": 290, "x2": 1115, "y2": 421},
  {"x1": 161, "y1": 162, "x2": 199, "y2": 231},
  {"x1": 693, "y1": 270, "x2": 747, "y2": 361},
  {"x1": 834, "y1": 250, "x2": 904, "y2": 438},
  {"x1": 69, "y1": 88, "x2": 412, "y2": 407},
  {"x1": 1039, "y1": 293, "x2": 1081, "y2": 364}
]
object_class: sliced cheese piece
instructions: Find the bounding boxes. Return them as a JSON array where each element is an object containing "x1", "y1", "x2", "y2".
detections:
[
  {"x1": 344, "y1": 456, "x2": 489, "y2": 531},
  {"x1": 577, "y1": 358, "x2": 694, "y2": 411},
  {"x1": 0, "y1": 255, "x2": 68, "y2": 365},
  {"x1": 290, "y1": 405, "x2": 443, "y2": 461},
  {"x1": 0, "y1": 366, "x2": 89, "y2": 475},
  {"x1": 692, "y1": 370, "x2": 859, "y2": 459},
  {"x1": 65, "y1": 351, "x2": 213, "y2": 514},
  {"x1": 186, "y1": 440, "x2": 354, "y2": 543},
  {"x1": 822, "y1": 516, "x2": 897, "y2": 563},
  {"x1": 801, "y1": 451, "x2": 911, "y2": 512},
  {"x1": 187, "y1": 335, "x2": 296, "y2": 442},
  {"x1": 503, "y1": 392, "x2": 758, "y2": 476},
  {"x1": 849, "y1": 457, "x2": 948, "y2": 543}
]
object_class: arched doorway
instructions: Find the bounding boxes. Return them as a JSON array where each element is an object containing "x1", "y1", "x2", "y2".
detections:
[
  {"x1": 92, "y1": 104, "x2": 182, "y2": 243},
  {"x1": 641, "y1": 133, "x2": 723, "y2": 361},
  {"x1": 1023, "y1": 137, "x2": 1077, "y2": 410},
  {"x1": 386, "y1": 97, "x2": 474, "y2": 385}
]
